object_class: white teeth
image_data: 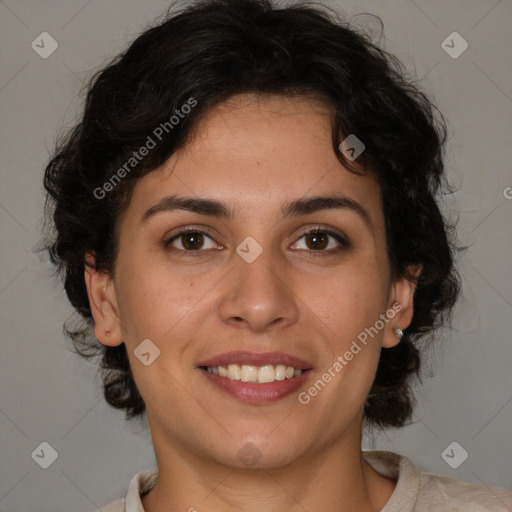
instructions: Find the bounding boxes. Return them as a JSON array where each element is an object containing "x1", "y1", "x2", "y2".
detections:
[
  {"x1": 227, "y1": 364, "x2": 241, "y2": 380},
  {"x1": 205, "y1": 363, "x2": 304, "y2": 383},
  {"x1": 258, "y1": 365, "x2": 275, "y2": 384},
  {"x1": 275, "y1": 364, "x2": 287, "y2": 380},
  {"x1": 241, "y1": 365, "x2": 258, "y2": 382}
]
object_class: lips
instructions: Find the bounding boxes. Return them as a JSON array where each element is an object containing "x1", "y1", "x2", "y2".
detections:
[
  {"x1": 196, "y1": 350, "x2": 313, "y2": 370},
  {"x1": 200, "y1": 368, "x2": 311, "y2": 403},
  {"x1": 196, "y1": 350, "x2": 314, "y2": 403}
]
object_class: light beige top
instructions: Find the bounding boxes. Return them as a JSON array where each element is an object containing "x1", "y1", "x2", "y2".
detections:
[{"x1": 100, "y1": 450, "x2": 512, "y2": 512}]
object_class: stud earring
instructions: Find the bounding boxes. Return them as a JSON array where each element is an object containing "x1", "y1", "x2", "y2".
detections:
[
  {"x1": 394, "y1": 328, "x2": 403, "y2": 339},
  {"x1": 106, "y1": 331, "x2": 111, "y2": 337}
]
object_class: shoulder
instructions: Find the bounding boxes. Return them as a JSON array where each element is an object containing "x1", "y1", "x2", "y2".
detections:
[
  {"x1": 363, "y1": 450, "x2": 511, "y2": 512},
  {"x1": 98, "y1": 497, "x2": 126, "y2": 512},
  {"x1": 417, "y1": 472, "x2": 512, "y2": 511},
  {"x1": 95, "y1": 466, "x2": 159, "y2": 512}
]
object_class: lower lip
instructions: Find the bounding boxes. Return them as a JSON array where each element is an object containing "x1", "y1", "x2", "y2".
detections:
[{"x1": 199, "y1": 368, "x2": 312, "y2": 403}]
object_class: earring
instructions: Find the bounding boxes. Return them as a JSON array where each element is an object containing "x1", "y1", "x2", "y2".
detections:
[
  {"x1": 394, "y1": 328, "x2": 403, "y2": 339},
  {"x1": 106, "y1": 331, "x2": 111, "y2": 337}
]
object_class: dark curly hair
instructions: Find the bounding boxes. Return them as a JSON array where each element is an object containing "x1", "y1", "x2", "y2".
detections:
[{"x1": 43, "y1": 0, "x2": 460, "y2": 429}]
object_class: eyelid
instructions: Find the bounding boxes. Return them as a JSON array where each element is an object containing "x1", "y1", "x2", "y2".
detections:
[
  {"x1": 164, "y1": 226, "x2": 220, "y2": 249},
  {"x1": 291, "y1": 225, "x2": 351, "y2": 251}
]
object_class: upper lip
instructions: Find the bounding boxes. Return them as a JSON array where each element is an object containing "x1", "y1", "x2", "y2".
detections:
[{"x1": 197, "y1": 351, "x2": 313, "y2": 370}]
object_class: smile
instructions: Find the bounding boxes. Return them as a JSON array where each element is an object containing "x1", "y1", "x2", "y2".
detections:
[
  {"x1": 197, "y1": 350, "x2": 314, "y2": 403},
  {"x1": 203, "y1": 363, "x2": 304, "y2": 383}
]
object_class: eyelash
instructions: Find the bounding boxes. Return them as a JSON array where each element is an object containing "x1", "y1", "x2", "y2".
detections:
[{"x1": 163, "y1": 226, "x2": 350, "y2": 256}]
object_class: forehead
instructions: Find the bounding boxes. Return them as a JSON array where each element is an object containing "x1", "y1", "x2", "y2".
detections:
[{"x1": 121, "y1": 94, "x2": 383, "y2": 228}]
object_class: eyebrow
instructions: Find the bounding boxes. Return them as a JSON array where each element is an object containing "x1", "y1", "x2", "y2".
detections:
[{"x1": 142, "y1": 194, "x2": 373, "y2": 231}]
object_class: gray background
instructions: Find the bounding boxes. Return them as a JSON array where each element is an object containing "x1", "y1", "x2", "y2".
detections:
[{"x1": 1, "y1": 0, "x2": 511, "y2": 510}]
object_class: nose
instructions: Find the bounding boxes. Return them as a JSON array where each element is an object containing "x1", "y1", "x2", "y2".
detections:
[{"x1": 217, "y1": 245, "x2": 300, "y2": 333}]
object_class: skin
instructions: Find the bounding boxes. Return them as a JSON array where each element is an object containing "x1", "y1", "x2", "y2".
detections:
[{"x1": 85, "y1": 94, "x2": 420, "y2": 511}]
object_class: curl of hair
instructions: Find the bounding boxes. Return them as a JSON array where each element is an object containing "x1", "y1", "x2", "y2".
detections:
[{"x1": 43, "y1": 0, "x2": 460, "y2": 427}]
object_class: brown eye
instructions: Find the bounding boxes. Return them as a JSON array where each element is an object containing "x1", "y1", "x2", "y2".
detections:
[
  {"x1": 305, "y1": 232, "x2": 329, "y2": 250},
  {"x1": 292, "y1": 228, "x2": 350, "y2": 253},
  {"x1": 180, "y1": 232, "x2": 204, "y2": 250},
  {"x1": 165, "y1": 229, "x2": 219, "y2": 253}
]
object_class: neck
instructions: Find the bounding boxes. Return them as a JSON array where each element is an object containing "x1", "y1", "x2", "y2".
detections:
[{"x1": 141, "y1": 418, "x2": 395, "y2": 512}]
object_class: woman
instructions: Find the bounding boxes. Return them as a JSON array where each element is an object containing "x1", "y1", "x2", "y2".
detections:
[{"x1": 43, "y1": 0, "x2": 511, "y2": 510}]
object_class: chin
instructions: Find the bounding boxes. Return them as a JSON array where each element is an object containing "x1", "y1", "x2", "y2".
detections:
[{"x1": 209, "y1": 434, "x2": 306, "y2": 471}]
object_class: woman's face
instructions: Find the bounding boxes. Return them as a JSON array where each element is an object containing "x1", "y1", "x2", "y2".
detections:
[{"x1": 90, "y1": 94, "x2": 414, "y2": 469}]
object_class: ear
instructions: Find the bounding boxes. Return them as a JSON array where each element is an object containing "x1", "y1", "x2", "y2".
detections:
[
  {"x1": 382, "y1": 264, "x2": 422, "y2": 348},
  {"x1": 84, "y1": 252, "x2": 123, "y2": 347}
]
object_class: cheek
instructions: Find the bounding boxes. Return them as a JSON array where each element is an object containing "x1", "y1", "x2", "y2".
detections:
[
  {"x1": 305, "y1": 261, "x2": 389, "y2": 340},
  {"x1": 114, "y1": 258, "x2": 219, "y2": 346}
]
